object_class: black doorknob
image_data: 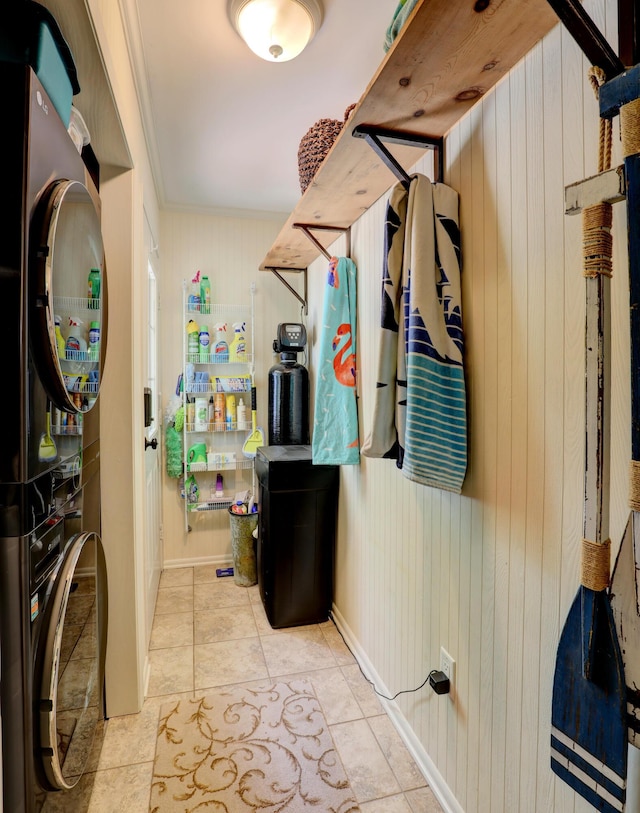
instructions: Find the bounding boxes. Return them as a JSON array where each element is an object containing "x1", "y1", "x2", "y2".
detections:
[{"x1": 145, "y1": 437, "x2": 158, "y2": 450}]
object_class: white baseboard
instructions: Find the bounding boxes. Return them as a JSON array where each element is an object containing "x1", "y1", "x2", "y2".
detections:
[
  {"x1": 143, "y1": 654, "x2": 151, "y2": 699},
  {"x1": 331, "y1": 604, "x2": 465, "y2": 813},
  {"x1": 162, "y1": 555, "x2": 234, "y2": 569}
]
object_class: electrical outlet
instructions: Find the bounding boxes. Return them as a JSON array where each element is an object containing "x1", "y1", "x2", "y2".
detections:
[{"x1": 440, "y1": 647, "x2": 455, "y2": 687}]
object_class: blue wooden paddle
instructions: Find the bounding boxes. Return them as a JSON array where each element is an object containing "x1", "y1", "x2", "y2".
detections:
[
  {"x1": 605, "y1": 78, "x2": 640, "y2": 748},
  {"x1": 551, "y1": 214, "x2": 627, "y2": 812}
]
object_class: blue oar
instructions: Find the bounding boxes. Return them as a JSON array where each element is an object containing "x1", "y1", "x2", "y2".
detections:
[
  {"x1": 604, "y1": 72, "x2": 640, "y2": 748},
  {"x1": 551, "y1": 205, "x2": 627, "y2": 811}
]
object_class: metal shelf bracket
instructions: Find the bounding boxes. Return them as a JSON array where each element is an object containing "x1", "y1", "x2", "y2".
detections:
[
  {"x1": 352, "y1": 124, "x2": 444, "y2": 186},
  {"x1": 543, "y1": 0, "x2": 625, "y2": 80},
  {"x1": 265, "y1": 266, "x2": 308, "y2": 315},
  {"x1": 292, "y1": 222, "x2": 351, "y2": 262}
]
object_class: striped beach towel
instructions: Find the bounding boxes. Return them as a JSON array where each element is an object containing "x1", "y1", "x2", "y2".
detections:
[{"x1": 362, "y1": 174, "x2": 467, "y2": 493}]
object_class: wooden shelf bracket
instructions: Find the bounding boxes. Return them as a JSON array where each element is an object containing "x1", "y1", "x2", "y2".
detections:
[
  {"x1": 264, "y1": 266, "x2": 308, "y2": 315},
  {"x1": 352, "y1": 124, "x2": 444, "y2": 186}
]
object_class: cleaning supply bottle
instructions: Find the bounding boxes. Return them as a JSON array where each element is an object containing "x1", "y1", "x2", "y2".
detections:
[
  {"x1": 65, "y1": 316, "x2": 87, "y2": 372},
  {"x1": 54, "y1": 315, "x2": 65, "y2": 358},
  {"x1": 186, "y1": 319, "x2": 199, "y2": 357},
  {"x1": 188, "y1": 270, "x2": 201, "y2": 311},
  {"x1": 88, "y1": 267, "x2": 101, "y2": 308},
  {"x1": 185, "y1": 474, "x2": 199, "y2": 504},
  {"x1": 225, "y1": 393, "x2": 236, "y2": 429},
  {"x1": 198, "y1": 325, "x2": 210, "y2": 361},
  {"x1": 229, "y1": 322, "x2": 246, "y2": 362},
  {"x1": 213, "y1": 323, "x2": 228, "y2": 362},
  {"x1": 195, "y1": 397, "x2": 208, "y2": 431},
  {"x1": 200, "y1": 275, "x2": 211, "y2": 314},
  {"x1": 89, "y1": 321, "x2": 100, "y2": 361},
  {"x1": 237, "y1": 397, "x2": 247, "y2": 428},
  {"x1": 214, "y1": 391, "x2": 225, "y2": 429}
]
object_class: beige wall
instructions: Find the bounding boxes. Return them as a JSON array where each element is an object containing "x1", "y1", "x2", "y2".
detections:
[{"x1": 158, "y1": 210, "x2": 303, "y2": 564}]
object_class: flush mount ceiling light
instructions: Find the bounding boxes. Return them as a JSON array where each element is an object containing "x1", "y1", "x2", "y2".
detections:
[{"x1": 228, "y1": 0, "x2": 323, "y2": 62}]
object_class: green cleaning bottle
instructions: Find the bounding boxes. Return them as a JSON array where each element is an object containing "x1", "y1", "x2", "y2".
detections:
[
  {"x1": 200, "y1": 275, "x2": 211, "y2": 314},
  {"x1": 88, "y1": 267, "x2": 101, "y2": 308},
  {"x1": 186, "y1": 319, "x2": 200, "y2": 358}
]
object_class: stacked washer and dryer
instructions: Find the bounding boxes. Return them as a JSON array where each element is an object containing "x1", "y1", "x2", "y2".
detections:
[{"x1": 0, "y1": 38, "x2": 108, "y2": 813}]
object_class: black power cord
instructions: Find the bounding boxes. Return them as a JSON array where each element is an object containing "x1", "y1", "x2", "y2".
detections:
[{"x1": 328, "y1": 612, "x2": 440, "y2": 701}]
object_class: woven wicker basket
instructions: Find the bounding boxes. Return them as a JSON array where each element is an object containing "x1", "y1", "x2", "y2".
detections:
[{"x1": 297, "y1": 104, "x2": 356, "y2": 194}]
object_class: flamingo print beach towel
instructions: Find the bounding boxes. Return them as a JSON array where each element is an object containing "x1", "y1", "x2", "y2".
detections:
[
  {"x1": 312, "y1": 256, "x2": 360, "y2": 465},
  {"x1": 362, "y1": 173, "x2": 467, "y2": 493}
]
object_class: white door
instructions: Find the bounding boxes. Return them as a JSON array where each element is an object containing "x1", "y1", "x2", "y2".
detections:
[{"x1": 144, "y1": 256, "x2": 162, "y2": 650}]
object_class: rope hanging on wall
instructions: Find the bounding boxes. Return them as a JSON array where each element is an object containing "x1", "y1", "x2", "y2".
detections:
[
  {"x1": 583, "y1": 68, "x2": 613, "y2": 281},
  {"x1": 624, "y1": 91, "x2": 640, "y2": 509},
  {"x1": 613, "y1": 78, "x2": 640, "y2": 510}
]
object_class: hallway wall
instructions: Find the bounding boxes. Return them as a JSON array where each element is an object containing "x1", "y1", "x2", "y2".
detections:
[
  {"x1": 158, "y1": 210, "x2": 303, "y2": 564},
  {"x1": 302, "y1": 1, "x2": 631, "y2": 810}
]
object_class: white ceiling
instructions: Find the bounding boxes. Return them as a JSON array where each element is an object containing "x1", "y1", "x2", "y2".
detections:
[{"x1": 122, "y1": 0, "x2": 399, "y2": 218}]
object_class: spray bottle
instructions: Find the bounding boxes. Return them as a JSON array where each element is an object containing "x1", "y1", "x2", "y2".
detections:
[
  {"x1": 189, "y1": 270, "x2": 201, "y2": 311},
  {"x1": 213, "y1": 323, "x2": 228, "y2": 362},
  {"x1": 65, "y1": 316, "x2": 87, "y2": 373},
  {"x1": 229, "y1": 321, "x2": 246, "y2": 362}
]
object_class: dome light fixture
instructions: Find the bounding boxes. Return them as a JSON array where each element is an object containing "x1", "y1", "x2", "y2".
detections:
[{"x1": 228, "y1": 0, "x2": 323, "y2": 63}]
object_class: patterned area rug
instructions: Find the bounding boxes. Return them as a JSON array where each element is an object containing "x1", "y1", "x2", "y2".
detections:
[{"x1": 150, "y1": 679, "x2": 360, "y2": 812}]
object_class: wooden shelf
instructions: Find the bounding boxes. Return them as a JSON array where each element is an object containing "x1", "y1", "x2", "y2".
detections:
[{"x1": 259, "y1": 0, "x2": 558, "y2": 272}]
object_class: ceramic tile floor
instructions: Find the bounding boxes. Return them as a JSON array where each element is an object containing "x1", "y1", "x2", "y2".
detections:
[{"x1": 73, "y1": 565, "x2": 444, "y2": 812}]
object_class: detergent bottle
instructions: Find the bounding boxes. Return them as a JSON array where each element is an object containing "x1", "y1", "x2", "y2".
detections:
[
  {"x1": 200, "y1": 275, "x2": 211, "y2": 314},
  {"x1": 229, "y1": 322, "x2": 246, "y2": 362},
  {"x1": 186, "y1": 319, "x2": 199, "y2": 357},
  {"x1": 213, "y1": 323, "x2": 228, "y2": 362}
]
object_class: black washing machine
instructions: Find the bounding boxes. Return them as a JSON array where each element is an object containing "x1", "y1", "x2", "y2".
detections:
[{"x1": 0, "y1": 60, "x2": 108, "y2": 813}]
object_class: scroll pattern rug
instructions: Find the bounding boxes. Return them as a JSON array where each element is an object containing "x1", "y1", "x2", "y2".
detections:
[{"x1": 149, "y1": 679, "x2": 360, "y2": 812}]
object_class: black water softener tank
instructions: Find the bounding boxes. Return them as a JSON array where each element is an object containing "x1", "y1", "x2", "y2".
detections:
[{"x1": 268, "y1": 323, "x2": 309, "y2": 445}]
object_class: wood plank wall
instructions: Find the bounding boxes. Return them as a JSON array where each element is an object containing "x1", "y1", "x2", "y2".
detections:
[{"x1": 302, "y1": 1, "x2": 630, "y2": 810}]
